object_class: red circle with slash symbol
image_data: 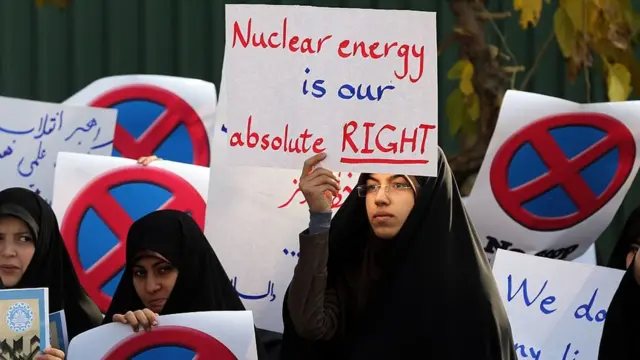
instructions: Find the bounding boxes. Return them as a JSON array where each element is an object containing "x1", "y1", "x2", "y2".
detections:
[
  {"x1": 490, "y1": 112, "x2": 635, "y2": 231},
  {"x1": 61, "y1": 166, "x2": 206, "y2": 312},
  {"x1": 102, "y1": 326, "x2": 237, "y2": 359},
  {"x1": 90, "y1": 84, "x2": 210, "y2": 166}
]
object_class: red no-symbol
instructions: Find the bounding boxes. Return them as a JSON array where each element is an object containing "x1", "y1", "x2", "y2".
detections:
[{"x1": 61, "y1": 166, "x2": 207, "y2": 311}]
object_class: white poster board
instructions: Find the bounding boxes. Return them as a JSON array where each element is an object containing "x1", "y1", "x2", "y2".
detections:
[
  {"x1": 64, "y1": 75, "x2": 217, "y2": 167},
  {"x1": 67, "y1": 311, "x2": 258, "y2": 359},
  {"x1": 465, "y1": 90, "x2": 640, "y2": 262},
  {"x1": 224, "y1": 4, "x2": 438, "y2": 176},
  {"x1": 0, "y1": 97, "x2": 117, "y2": 203},
  {"x1": 51, "y1": 152, "x2": 209, "y2": 313},
  {"x1": 493, "y1": 250, "x2": 624, "y2": 359},
  {"x1": 207, "y1": 57, "x2": 359, "y2": 332}
]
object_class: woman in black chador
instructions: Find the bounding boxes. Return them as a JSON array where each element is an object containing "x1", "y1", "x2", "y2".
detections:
[{"x1": 280, "y1": 150, "x2": 516, "y2": 359}]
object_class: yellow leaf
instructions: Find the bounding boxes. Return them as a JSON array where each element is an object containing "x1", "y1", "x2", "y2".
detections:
[
  {"x1": 606, "y1": 62, "x2": 633, "y2": 101},
  {"x1": 447, "y1": 59, "x2": 471, "y2": 80},
  {"x1": 467, "y1": 93, "x2": 480, "y2": 122},
  {"x1": 460, "y1": 61, "x2": 475, "y2": 95},
  {"x1": 553, "y1": 7, "x2": 576, "y2": 58},
  {"x1": 446, "y1": 89, "x2": 470, "y2": 136},
  {"x1": 513, "y1": 0, "x2": 543, "y2": 29},
  {"x1": 559, "y1": 0, "x2": 600, "y2": 32}
]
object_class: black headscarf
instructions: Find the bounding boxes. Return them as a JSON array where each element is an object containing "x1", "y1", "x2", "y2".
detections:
[
  {"x1": 280, "y1": 148, "x2": 516, "y2": 359},
  {"x1": 598, "y1": 258, "x2": 640, "y2": 359},
  {"x1": 0, "y1": 187, "x2": 103, "y2": 341},
  {"x1": 102, "y1": 210, "x2": 276, "y2": 359},
  {"x1": 607, "y1": 207, "x2": 640, "y2": 270}
]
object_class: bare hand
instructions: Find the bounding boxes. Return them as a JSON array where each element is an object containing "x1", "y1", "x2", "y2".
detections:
[
  {"x1": 137, "y1": 155, "x2": 161, "y2": 166},
  {"x1": 299, "y1": 153, "x2": 340, "y2": 213},
  {"x1": 35, "y1": 347, "x2": 65, "y2": 360},
  {"x1": 112, "y1": 309, "x2": 159, "y2": 332}
]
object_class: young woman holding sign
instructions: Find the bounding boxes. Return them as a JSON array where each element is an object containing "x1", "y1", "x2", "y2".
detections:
[
  {"x1": 103, "y1": 209, "x2": 280, "y2": 360},
  {"x1": 0, "y1": 187, "x2": 103, "y2": 360},
  {"x1": 280, "y1": 150, "x2": 516, "y2": 359}
]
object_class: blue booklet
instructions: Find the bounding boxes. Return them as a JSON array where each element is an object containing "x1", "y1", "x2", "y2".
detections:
[
  {"x1": 0, "y1": 288, "x2": 49, "y2": 358},
  {"x1": 49, "y1": 310, "x2": 68, "y2": 354}
]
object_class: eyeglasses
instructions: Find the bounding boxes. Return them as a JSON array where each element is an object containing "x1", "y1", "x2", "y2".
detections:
[{"x1": 356, "y1": 183, "x2": 413, "y2": 197}]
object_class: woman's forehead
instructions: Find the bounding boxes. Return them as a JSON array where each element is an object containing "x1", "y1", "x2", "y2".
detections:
[
  {"x1": 367, "y1": 173, "x2": 406, "y2": 181},
  {"x1": 133, "y1": 250, "x2": 170, "y2": 264}
]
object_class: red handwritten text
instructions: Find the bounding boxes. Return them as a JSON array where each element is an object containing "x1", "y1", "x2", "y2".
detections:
[
  {"x1": 337, "y1": 40, "x2": 425, "y2": 83},
  {"x1": 341, "y1": 120, "x2": 435, "y2": 165},
  {"x1": 229, "y1": 115, "x2": 325, "y2": 154},
  {"x1": 278, "y1": 172, "x2": 354, "y2": 209},
  {"x1": 232, "y1": 18, "x2": 333, "y2": 54}
]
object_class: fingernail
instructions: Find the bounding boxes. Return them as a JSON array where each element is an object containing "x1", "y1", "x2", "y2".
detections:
[{"x1": 152, "y1": 321, "x2": 158, "y2": 326}]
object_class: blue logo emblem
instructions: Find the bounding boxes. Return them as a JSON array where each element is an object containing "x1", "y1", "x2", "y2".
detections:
[{"x1": 6, "y1": 302, "x2": 33, "y2": 333}]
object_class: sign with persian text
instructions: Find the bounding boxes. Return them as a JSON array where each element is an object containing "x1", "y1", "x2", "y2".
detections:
[
  {"x1": 0, "y1": 96, "x2": 116, "y2": 203},
  {"x1": 224, "y1": 4, "x2": 438, "y2": 176}
]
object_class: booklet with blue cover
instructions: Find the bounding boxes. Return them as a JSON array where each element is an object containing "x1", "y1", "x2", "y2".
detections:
[
  {"x1": 0, "y1": 288, "x2": 49, "y2": 359},
  {"x1": 49, "y1": 310, "x2": 68, "y2": 354}
]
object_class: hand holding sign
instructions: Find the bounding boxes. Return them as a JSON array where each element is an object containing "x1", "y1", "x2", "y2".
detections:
[{"x1": 299, "y1": 153, "x2": 341, "y2": 213}]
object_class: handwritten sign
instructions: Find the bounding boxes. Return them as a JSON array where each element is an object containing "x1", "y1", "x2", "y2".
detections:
[
  {"x1": 0, "y1": 97, "x2": 117, "y2": 203},
  {"x1": 206, "y1": 69, "x2": 359, "y2": 332},
  {"x1": 492, "y1": 250, "x2": 624, "y2": 359},
  {"x1": 224, "y1": 4, "x2": 438, "y2": 176}
]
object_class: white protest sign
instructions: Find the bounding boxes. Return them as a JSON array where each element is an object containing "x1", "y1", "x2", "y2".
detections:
[
  {"x1": 206, "y1": 62, "x2": 359, "y2": 332},
  {"x1": 0, "y1": 97, "x2": 116, "y2": 203},
  {"x1": 64, "y1": 75, "x2": 217, "y2": 166},
  {"x1": 52, "y1": 152, "x2": 209, "y2": 313},
  {"x1": 224, "y1": 4, "x2": 438, "y2": 176},
  {"x1": 465, "y1": 90, "x2": 640, "y2": 262},
  {"x1": 493, "y1": 250, "x2": 623, "y2": 359},
  {"x1": 67, "y1": 311, "x2": 258, "y2": 359}
]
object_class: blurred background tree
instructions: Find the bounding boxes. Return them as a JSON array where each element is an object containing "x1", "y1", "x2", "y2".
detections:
[{"x1": 446, "y1": 0, "x2": 640, "y2": 195}]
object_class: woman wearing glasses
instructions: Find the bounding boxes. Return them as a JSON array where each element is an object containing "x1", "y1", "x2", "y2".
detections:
[{"x1": 280, "y1": 151, "x2": 516, "y2": 359}]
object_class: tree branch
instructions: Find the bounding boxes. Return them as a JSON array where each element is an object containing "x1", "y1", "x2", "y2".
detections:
[
  {"x1": 520, "y1": 31, "x2": 555, "y2": 90},
  {"x1": 448, "y1": 0, "x2": 509, "y2": 193}
]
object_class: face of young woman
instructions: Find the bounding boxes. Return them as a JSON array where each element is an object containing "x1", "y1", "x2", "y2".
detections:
[
  {"x1": 364, "y1": 173, "x2": 416, "y2": 239},
  {"x1": 131, "y1": 252, "x2": 179, "y2": 313},
  {"x1": 0, "y1": 216, "x2": 35, "y2": 287}
]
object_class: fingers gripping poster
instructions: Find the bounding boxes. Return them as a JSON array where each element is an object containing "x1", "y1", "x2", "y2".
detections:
[
  {"x1": 465, "y1": 90, "x2": 640, "y2": 262},
  {"x1": 51, "y1": 153, "x2": 209, "y2": 313}
]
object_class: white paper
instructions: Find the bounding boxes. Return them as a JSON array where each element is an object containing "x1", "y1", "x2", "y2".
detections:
[
  {"x1": 465, "y1": 90, "x2": 640, "y2": 262},
  {"x1": 0, "y1": 97, "x2": 116, "y2": 203},
  {"x1": 67, "y1": 311, "x2": 258, "y2": 359},
  {"x1": 224, "y1": 4, "x2": 438, "y2": 176},
  {"x1": 492, "y1": 250, "x2": 624, "y2": 359}
]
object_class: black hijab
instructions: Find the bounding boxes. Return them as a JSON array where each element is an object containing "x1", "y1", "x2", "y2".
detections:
[
  {"x1": 280, "y1": 148, "x2": 516, "y2": 359},
  {"x1": 607, "y1": 207, "x2": 640, "y2": 270},
  {"x1": 598, "y1": 258, "x2": 640, "y2": 359},
  {"x1": 102, "y1": 210, "x2": 276, "y2": 359},
  {"x1": 0, "y1": 187, "x2": 103, "y2": 341}
]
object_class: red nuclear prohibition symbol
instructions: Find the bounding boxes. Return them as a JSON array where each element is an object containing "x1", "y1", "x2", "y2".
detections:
[
  {"x1": 90, "y1": 84, "x2": 211, "y2": 166},
  {"x1": 102, "y1": 325, "x2": 237, "y2": 359},
  {"x1": 490, "y1": 112, "x2": 635, "y2": 231},
  {"x1": 61, "y1": 166, "x2": 207, "y2": 311}
]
